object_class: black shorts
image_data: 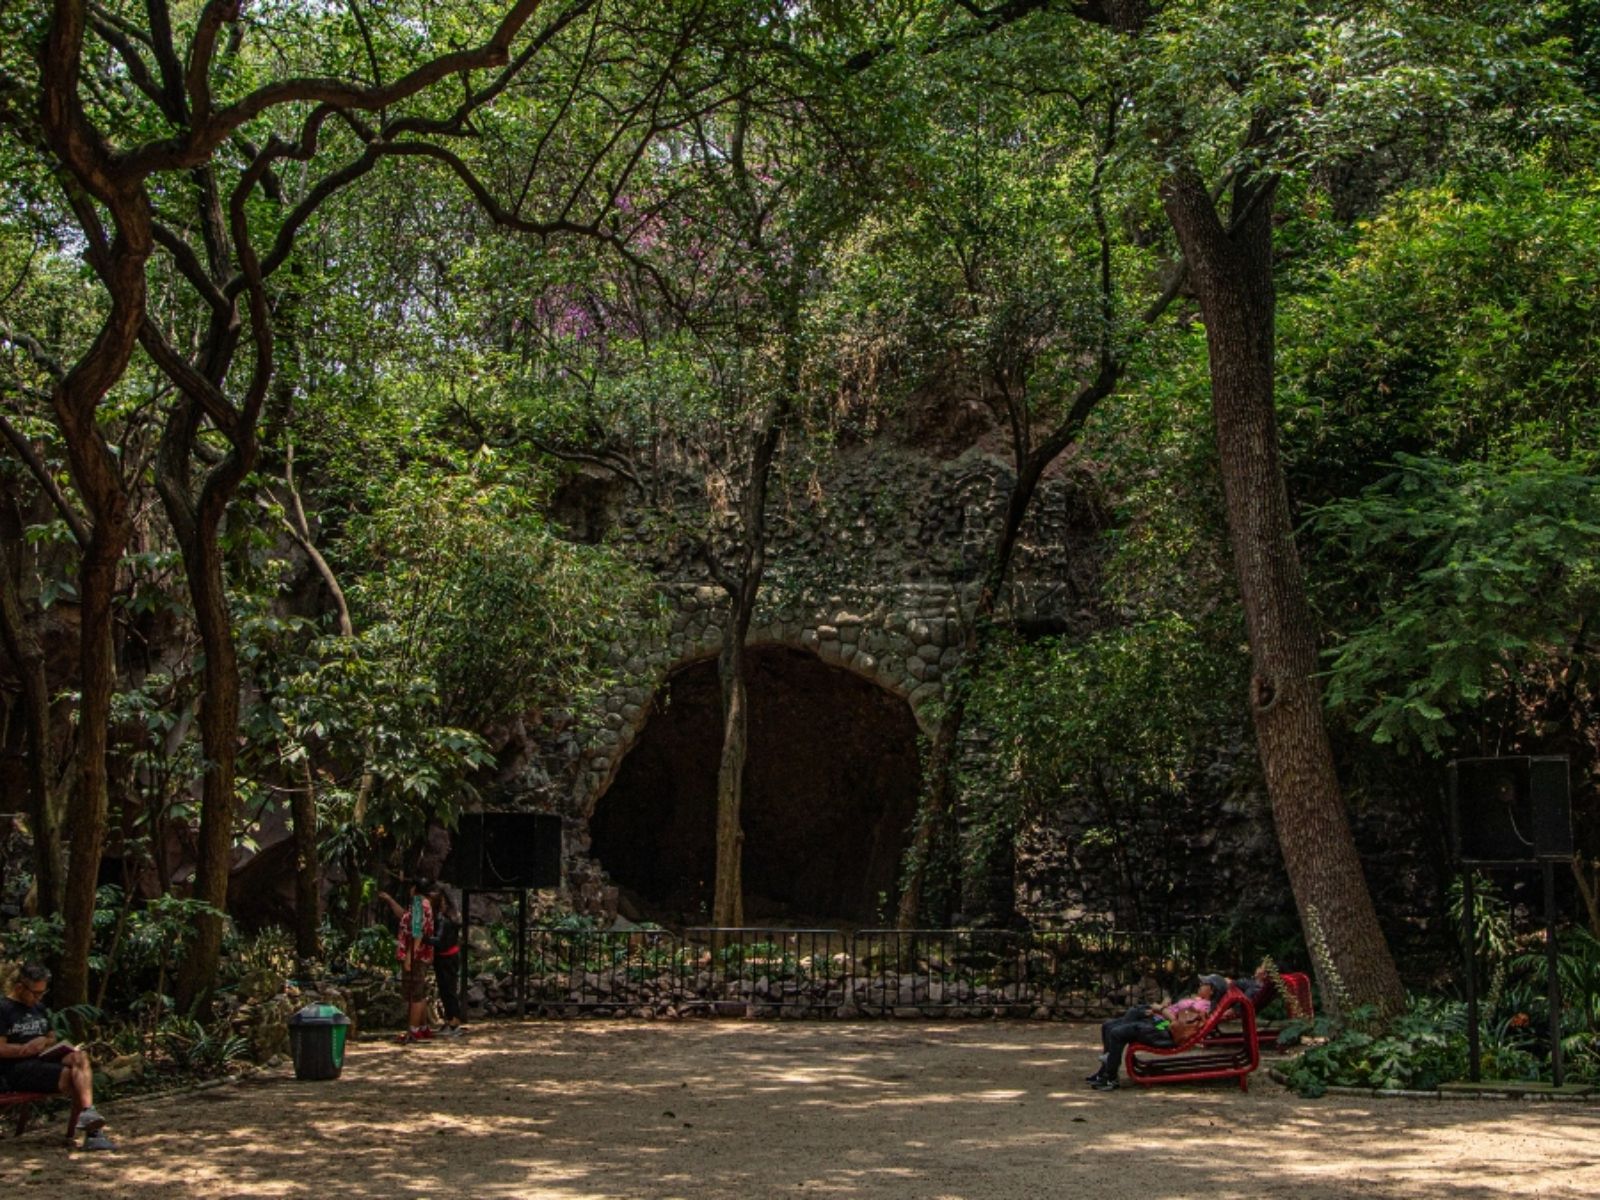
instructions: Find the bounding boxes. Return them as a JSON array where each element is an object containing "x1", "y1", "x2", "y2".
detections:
[{"x1": 1, "y1": 1058, "x2": 66, "y2": 1094}]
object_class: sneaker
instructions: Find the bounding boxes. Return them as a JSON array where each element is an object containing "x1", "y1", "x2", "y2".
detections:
[
  {"x1": 394, "y1": 1031, "x2": 414, "y2": 1045},
  {"x1": 81, "y1": 1132, "x2": 115, "y2": 1151},
  {"x1": 77, "y1": 1107, "x2": 106, "y2": 1136},
  {"x1": 1090, "y1": 1076, "x2": 1119, "y2": 1091},
  {"x1": 414, "y1": 1027, "x2": 434, "y2": 1041},
  {"x1": 439, "y1": 1025, "x2": 463, "y2": 1038}
]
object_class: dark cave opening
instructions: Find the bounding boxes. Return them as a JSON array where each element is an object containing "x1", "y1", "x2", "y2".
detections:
[{"x1": 589, "y1": 645, "x2": 921, "y2": 927}]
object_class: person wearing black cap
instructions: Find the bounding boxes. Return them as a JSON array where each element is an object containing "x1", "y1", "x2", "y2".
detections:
[{"x1": 1085, "y1": 974, "x2": 1223, "y2": 1091}]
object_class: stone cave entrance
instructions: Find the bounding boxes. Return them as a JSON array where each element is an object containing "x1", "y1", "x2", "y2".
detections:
[{"x1": 589, "y1": 645, "x2": 921, "y2": 927}]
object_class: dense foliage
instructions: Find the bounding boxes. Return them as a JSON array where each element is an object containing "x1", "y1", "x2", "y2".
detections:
[{"x1": 0, "y1": 1, "x2": 1596, "y2": 1058}]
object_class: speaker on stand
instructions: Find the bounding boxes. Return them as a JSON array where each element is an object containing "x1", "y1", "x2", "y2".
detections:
[
  {"x1": 442, "y1": 812, "x2": 564, "y2": 1019},
  {"x1": 1450, "y1": 755, "x2": 1573, "y2": 1086}
]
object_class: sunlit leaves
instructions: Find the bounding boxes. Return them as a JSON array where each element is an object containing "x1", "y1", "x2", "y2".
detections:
[{"x1": 1313, "y1": 452, "x2": 1600, "y2": 754}]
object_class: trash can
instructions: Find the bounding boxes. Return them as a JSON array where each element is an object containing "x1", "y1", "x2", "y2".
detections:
[{"x1": 287, "y1": 1003, "x2": 352, "y2": 1081}]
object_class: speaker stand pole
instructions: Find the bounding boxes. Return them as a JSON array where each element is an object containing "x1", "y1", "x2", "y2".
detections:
[
  {"x1": 1545, "y1": 859, "x2": 1565, "y2": 1088},
  {"x1": 516, "y1": 887, "x2": 528, "y2": 1019},
  {"x1": 1463, "y1": 867, "x2": 1480, "y2": 1083},
  {"x1": 461, "y1": 889, "x2": 472, "y2": 1025}
]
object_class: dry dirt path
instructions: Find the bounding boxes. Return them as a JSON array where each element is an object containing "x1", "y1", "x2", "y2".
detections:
[{"x1": 3, "y1": 1020, "x2": 1598, "y2": 1199}]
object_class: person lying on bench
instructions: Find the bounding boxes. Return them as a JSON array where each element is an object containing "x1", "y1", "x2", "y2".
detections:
[
  {"x1": 0, "y1": 963, "x2": 113, "y2": 1149},
  {"x1": 1085, "y1": 973, "x2": 1229, "y2": 1092}
]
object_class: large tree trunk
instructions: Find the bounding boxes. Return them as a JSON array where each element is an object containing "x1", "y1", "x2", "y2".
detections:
[
  {"x1": 39, "y1": 2, "x2": 153, "y2": 1010},
  {"x1": 166, "y1": 459, "x2": 251, "y2": 1011},
  {"x1": 1163, "y1": 165, "x2": 1404, "y2": 1015},
  {"x1": 57, "y1": 541, "x2": 124, "y2": 1008},
  {"x1": 711, "y1": 640, "x2": 750, "y2": 927}
]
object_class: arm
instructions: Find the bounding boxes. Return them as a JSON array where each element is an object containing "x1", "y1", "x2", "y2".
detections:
[
  {"x1": 0, "y1": 1034, "x2": 54, "y2": 1059},
  {"x1": 376, "y1": 890, "x2": 405, "y2": 920}
]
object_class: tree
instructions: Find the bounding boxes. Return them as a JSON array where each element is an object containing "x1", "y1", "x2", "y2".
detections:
[
  {"x1": 850, "y1": 26, "x2": 1182, "y2": 926},
  {"x1": 1, "y1": 0, "x2": 733, "y2": 1006}
]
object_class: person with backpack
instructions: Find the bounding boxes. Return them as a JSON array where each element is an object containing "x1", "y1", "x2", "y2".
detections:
[{"x1": 377, "y1": 878, "x2": 435, "y2": 1044}]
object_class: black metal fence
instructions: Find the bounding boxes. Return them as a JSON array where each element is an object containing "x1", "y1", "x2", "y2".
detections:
[{"x1": 489, "y1": 924, "x2": 1209, "y2": 1020}]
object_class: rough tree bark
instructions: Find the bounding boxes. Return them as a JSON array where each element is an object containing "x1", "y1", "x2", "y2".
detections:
[
  {"x1": 35, "y1": 1, "x2": 150, "y2": 1008},
  {"x1": 161, "y1": 435, "x2": 252, "y2": 1010},
  {"x1": 1162, "y1": 163, "x2": 1404, "y2": 1014}
]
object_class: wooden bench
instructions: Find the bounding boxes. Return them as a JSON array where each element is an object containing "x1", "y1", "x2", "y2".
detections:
[{"x1": 1124, "y1": 984, "x2": 1262, "y2": 1091}]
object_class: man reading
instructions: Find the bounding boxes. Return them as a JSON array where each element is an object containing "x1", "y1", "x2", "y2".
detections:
[{"x1": 1, "y1": 963, "x2": 112, "y2": 1149}]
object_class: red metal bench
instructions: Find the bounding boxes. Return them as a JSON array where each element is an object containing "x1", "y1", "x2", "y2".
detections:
[
  {"x1": 1124, "y1": 984, "x2": 1262, "y2": 1091},
  {"x1": 0, "y1": 1090, "x2": 58, "y2": 1138},
  {"x1": 1206, "y1": 970, "x2": 1314, "y2": 1050}
]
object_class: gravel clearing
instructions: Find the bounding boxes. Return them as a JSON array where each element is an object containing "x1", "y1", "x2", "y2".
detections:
[{"x1": 4, "y1": 1020, "x2": 1598, "y2": 1199}]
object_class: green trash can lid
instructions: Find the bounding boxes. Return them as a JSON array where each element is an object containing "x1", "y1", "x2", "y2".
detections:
[{"x1": 288, "y1": 1003, "x2": 352, "y2": 1026}]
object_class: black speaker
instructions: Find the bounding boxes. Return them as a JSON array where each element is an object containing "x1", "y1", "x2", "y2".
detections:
[
  {"x1": 443, "y1": 812, "x2": 562, "y2": 889},
  {"x1": 1450, "y1": 755, "x2": 1572, "y2": 863},
  {"x1": 1530, "y1": 756, "x2": 1575, "y2": 859}
]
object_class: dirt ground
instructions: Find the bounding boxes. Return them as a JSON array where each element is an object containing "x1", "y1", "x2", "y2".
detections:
[{"x1": 4, "y1": 1020, "x2": 1599, "y2": 1199}]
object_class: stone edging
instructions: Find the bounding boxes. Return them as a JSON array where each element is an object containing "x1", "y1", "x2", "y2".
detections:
[
  {"x1": 101, "y1": 1060, "x2": 280, "y2": 1111},
  {"x1": 1266, "y1": 1066, "x2": 1600, "y2": 1102}
]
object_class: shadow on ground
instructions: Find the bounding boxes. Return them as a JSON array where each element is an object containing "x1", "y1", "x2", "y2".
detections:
[{"x1": 3, "y1": 1021, "x2": 1597, "y2": 1199}]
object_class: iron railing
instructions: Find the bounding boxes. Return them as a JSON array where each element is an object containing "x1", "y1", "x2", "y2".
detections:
[{"x1": 495, "y1": 923, "x2": 1209, "y2": 1020}]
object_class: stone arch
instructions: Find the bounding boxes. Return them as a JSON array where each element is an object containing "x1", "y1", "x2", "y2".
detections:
[
  {"x1": 572, "y1": 583, "x2": 967, "y2": 815},
  {"x1": 586, "y1": 642, "x2": 923, "y2": 925}
]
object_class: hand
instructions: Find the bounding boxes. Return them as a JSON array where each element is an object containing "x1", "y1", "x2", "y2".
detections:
[
  {"x1": 377, "y1": 891, "x2": 392, "y2": 903},
  {"x1": 26, "y1": 1035, "x2": 53, "y2": 1054}
]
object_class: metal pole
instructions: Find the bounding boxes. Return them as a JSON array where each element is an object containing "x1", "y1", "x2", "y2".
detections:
[
  {"x1": 1545, "y1": 859, "x2": 1565, "y2": 1088},
  {"x1": 460, "y1": 890, "x2": 472, "y2": 1023},
  {"x1": 1463, "y1": 868, "x2": 1480, "y2": 1082},
  {"x1": 516, "y1": 887, "x2": 528, "y2": 1019}
]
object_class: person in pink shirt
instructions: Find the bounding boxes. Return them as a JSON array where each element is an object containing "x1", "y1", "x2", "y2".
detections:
[{"x1": 1085, "y1": 973, "x2": 1228, "y2": 1091}]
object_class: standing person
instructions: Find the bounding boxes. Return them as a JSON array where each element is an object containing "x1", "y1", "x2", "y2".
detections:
[
  {"x1": 0, "y1": 963, "x2": 113, "y2": 1149},
  {"x1": 377, "y1": 878, "x2": 435, "y2": 1044},
  {"x1": 1084, "y1": 974, "x2": 1226, "y2": 1091},
  {"x1": 427, "y1": 888, "x2": 465, "y2": 1036}
]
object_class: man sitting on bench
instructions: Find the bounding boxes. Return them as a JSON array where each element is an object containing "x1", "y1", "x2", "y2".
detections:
[
  {"x1": 1, "y1": 963, "x2": 113, "y2": 1149},
  {"x1": 1085, "y1": 973, "x2": 1229, "y2": 1092}
]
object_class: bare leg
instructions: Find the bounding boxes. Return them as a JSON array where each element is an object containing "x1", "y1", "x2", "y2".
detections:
[{"x1": 57, "y1": 1051, "x2": 94, "y2": 1138}]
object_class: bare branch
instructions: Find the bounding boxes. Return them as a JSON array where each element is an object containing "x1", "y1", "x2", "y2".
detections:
[
  {"x1": 184, "y1": 1, "x2": 238, "y2": 123},
  {"x1": 0, "y1": 411, "x2": 91, "y2": 547},
  {"x1": 123, "y1": 0, "x2": 547, "y2": 174},
  {"x1": 137, "y1": 318, "x2": 240, "y2": 437},
  {"x1": 151, "y1": 222, "x2": 230, "y2": 314}
]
